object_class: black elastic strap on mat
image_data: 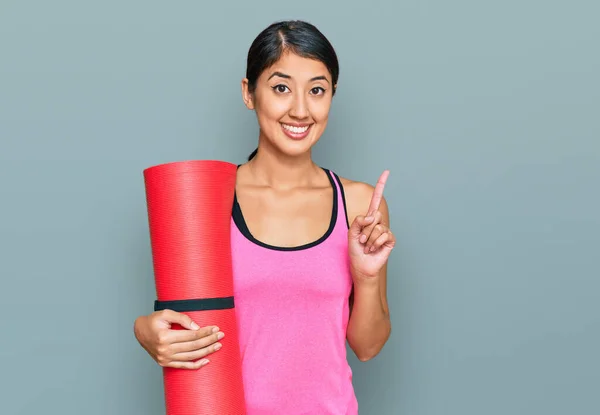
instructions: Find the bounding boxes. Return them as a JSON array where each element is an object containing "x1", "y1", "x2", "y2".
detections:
[{"x1": 154, "y1": 296, "x2": 235, "y2": 312}]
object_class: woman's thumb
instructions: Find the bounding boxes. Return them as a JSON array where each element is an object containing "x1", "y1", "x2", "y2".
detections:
[
  {"x1": 349, "y1": 214, "x2": 374, "y2": 238},
  {"x1": 160, "y1": 309, "x2": 200, "y2": 330}
]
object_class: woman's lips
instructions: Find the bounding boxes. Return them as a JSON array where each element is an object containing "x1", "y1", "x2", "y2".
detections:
[{"x1": 281, "y1": 123, "x2": 312, "y2": 140}]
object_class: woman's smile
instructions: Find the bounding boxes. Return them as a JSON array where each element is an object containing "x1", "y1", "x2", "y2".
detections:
[{"x1": 280, "y1": 122, "x2": 313, "y2": 140}]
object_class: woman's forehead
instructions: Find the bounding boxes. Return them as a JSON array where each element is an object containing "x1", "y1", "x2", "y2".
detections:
[{"x1": 262, "y1": 52, "x2": 331, "y2": 82}]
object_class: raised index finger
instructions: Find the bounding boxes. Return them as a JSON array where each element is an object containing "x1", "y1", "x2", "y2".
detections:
[{"x1": 367, "y1": 170, "x2": 390, "y2": 214}]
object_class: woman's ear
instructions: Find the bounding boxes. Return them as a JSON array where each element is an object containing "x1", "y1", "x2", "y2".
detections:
[{"x1": 241, "y1": 78, "x2": 255, "y2": 110}]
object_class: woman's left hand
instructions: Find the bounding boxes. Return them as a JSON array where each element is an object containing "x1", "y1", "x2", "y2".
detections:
[{"x1": 348, "y1": 170, "x2": 396, "y2": 281}]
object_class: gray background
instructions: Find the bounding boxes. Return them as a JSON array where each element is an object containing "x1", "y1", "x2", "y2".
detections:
[{"x1": 1, "y1": 0, "x2": 598, "y2": 414}]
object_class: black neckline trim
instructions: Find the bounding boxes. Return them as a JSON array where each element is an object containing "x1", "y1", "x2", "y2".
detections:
[
  {"x1": 331, "y1": 171, "x2": 350, "y2": 229},
  {"x1": 232, "y1": 167, "x2": 338, "y2": 251}
]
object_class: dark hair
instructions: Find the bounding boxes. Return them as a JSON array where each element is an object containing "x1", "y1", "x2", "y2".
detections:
[{"x1": 245, "y1": 20, "x2": 340, "y2": 161}]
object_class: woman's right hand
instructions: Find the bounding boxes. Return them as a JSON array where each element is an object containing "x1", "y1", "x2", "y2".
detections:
[{"x1": 133, "y1": 309, "x2": 224, "y2": 369}]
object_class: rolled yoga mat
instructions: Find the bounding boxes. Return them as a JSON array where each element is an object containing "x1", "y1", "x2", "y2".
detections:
[{"x1": 143, "y1": 160, "x2": 246, "y2": 415}]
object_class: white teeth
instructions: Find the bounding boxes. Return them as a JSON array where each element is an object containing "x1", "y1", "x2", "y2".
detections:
[{"x1": 283, "y1": 124, "x2": 310, "y2": 133}]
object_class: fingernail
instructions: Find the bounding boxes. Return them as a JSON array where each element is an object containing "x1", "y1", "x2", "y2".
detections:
[
  {"x1": 200, "y1": 359, "x2": 209, "y2": 366},
  {"x1": 360, "y1": 234, "x2": 367, "y2": 243},
  {"x1": 191, "y1": 322, "x2": 200, "y2": 330},
  {"x1": 217, "y1": 332, "x2": 224, "y2": 340},
  {"x1": 214, "y1": 343, "x2": 222, "y2": 350},
  {"x1": 365, "y1": 216, "x2": 374, "y2": 221},
  {"x1": 370, "y1": 246, "x2": 375, "y2": 252},
  {"x1": 212, "y1": 326, "x2": 219, "y2": 333}
]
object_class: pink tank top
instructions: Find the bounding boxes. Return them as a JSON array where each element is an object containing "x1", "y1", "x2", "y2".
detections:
[{"x1": 230, "y1": 167, "x2": 358, "y2": 415}]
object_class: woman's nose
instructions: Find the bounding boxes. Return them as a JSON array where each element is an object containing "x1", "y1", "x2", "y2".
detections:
[{"x1": 289, "y1": 93, "x2": 309, "y2": 119}]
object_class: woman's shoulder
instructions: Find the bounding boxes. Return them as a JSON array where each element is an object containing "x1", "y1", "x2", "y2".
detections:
[{"x1": 334, "y1": 172, "x2": 390, "y2": 225}]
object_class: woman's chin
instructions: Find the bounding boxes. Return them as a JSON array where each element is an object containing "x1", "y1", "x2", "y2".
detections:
[{"x1": 280, "y1": 138, "x2": 317, "y2": 157}]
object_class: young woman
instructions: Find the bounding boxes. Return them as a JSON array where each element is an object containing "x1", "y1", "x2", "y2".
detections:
[{"x1": 134, "y1": 20, "x2": 395, "y2": 414}]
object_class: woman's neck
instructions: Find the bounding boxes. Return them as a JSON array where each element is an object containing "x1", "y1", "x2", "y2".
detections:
[{"x1": 245, "y1": 149, "x2": 321, "y2": 190}]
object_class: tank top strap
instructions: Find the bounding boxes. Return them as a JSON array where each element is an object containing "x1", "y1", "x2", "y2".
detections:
[{"x1": 324, "y1": 168, "x2": 350, "y2": 231}]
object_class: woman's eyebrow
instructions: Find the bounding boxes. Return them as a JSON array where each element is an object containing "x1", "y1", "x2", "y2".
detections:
[
  {"x1": 268, "y1": 71, "x2": 291, "y2": 80},
  {"x1": 309, "y1": 75, "x2": 330, "y2": 84}
]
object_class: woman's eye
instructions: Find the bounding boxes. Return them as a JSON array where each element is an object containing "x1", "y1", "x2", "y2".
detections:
[
  {"x1": 272, "y1": 85, "x2": 289, "y2": 93},
  {"x1": 310, "y1": 87, "x2": 325, "y2": 95}
]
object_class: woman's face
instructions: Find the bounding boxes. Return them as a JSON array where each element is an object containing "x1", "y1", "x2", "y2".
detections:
[{"x1": 242, "y1": 52, "x2": 334, "y2": 158}]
